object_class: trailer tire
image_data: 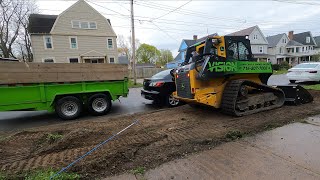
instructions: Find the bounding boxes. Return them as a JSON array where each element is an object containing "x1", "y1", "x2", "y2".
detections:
[
  {"x1": 87, "y1": 93, "x2": 112, "y2": 116},
  {"x1": 55, "y1": 96, "x2": 83, "y2": 120}
]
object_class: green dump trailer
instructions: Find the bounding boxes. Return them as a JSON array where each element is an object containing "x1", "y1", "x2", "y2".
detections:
[{"x1": 0, "y1": 62, "x2": 129, "y2": 120}]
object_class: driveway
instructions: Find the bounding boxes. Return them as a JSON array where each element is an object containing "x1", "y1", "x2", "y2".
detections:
[{"x1": 0, "y1": 88, "x2": 159, "y2": 131}]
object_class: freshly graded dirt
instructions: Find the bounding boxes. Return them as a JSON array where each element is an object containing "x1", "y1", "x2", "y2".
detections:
[{"x1": 1, "y1": 91, "x2": 320, "y2": 179}]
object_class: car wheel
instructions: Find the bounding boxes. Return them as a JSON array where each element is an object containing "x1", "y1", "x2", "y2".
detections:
[
  {"x1": 166, "y1": 94, "x2": 180, "y2": 107},
  {"x1": 289, "y1": 80, "x2": 296, "y2": 84},
  {"x1": 55, "y1": 96, "x2": 82, "y2": 120},
  {"x1": 87, "y1": 93, "x2": 112, "y2": 116}
]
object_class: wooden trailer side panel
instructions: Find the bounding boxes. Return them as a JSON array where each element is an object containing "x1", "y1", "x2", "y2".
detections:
[{"x1": 0, "y1": 62, "x2": 128, "y2": 84}]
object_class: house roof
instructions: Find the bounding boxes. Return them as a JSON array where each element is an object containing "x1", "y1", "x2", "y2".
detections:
[
  {"x1": 286, "y1": 40, "x2": 304, "y2": 47},
  {"x1": 266, "y1": 33, "x2": 286, "y2": 47},
  {"x1": 184, "y1": 40, "x2": 196, "y2": 46},
  {"x1": 292, "y1": 31, "x2": 316, "y2": 46},
  {"x1": 314, "y1": 36, "x2": 320, "y2": 48},
  {"x1": 196, "y1": 33, "x2": 218, "y2": 43},
  {"x1": 181, "y1": 33, "x2": 219, "y2": 50},
  {"x1": 28, "y1": 14, "x2": 57, "y2": 34},
  {"x1": 227, "y1": 26, "x2": 256, "y2": 36}
]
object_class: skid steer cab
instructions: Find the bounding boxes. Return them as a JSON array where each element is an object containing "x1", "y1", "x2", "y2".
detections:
[{"x1": 172, "y1": 35, "x2": 313, "y2": 116}]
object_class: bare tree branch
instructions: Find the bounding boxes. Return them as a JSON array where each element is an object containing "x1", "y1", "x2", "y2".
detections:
[{"x1": 0, "y1": 0, "x2": 37, "y2": 60}]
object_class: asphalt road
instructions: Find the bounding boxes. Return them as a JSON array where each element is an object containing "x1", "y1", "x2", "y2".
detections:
[
  {"x1": 0, "y1": 75, "x2": 290, "y2": 131},
  {"x1": 0, "y1": 88, "x2": 159, "y2": 131}
]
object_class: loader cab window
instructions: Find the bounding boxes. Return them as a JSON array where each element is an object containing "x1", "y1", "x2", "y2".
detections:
[
  {"x1": 238, "y1": 42, "x2": 249, "y2": 60},
  {"x1": 227, "y1": 41, "x2": 250, "y2": 61}
]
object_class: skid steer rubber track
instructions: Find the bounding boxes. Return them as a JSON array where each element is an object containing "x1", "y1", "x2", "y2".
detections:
[{"x1": 221, "y1": 80, "x2": 285, "y2": 116}]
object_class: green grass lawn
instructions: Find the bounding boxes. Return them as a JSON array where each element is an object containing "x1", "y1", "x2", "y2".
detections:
[
  {"x1": 303, "y1": 84, "x2": 320, "y2": 90},
  {"x1": 128, "y1": 80, "x2": 143, "y2": 88},
  {"x1": 273, "y1": 69, "x2": 288, "y2": 75}
]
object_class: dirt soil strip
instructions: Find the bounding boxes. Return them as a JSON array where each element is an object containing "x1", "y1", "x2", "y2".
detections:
[{"x1": 1, "y1": 91, "x2": 320, "y2": 179}]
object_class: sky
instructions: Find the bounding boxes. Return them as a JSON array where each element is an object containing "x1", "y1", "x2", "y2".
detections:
[{"x1": 37, "y1": 0, "x2": 320, "y2": 56}]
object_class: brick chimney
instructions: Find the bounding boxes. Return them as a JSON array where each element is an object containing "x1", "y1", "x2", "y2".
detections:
[
  {"x1": 288, "y1": 31, "x2": 294, "y2": 40},
  {"x1": 193, "y1": 35, "x2": 198, "y2": 40}
]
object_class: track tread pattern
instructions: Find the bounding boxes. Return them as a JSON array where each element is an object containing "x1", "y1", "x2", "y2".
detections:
[{"x1": 221, "y1": 80, "x2": 285, "y2": 116}]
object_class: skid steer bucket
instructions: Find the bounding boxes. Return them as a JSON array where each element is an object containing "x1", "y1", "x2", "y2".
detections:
[{"x1": 275, "y1": 85, "x2": 313, "y2": 105}]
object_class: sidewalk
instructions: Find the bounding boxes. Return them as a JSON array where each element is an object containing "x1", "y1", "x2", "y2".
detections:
[{"x1": 106, "y1": 115, "x2": 320, "y2": 180}]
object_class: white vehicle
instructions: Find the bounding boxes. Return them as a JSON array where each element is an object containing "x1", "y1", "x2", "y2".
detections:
[{"x1": 287, "y1": 62, "x2": 320, "y2": 83}]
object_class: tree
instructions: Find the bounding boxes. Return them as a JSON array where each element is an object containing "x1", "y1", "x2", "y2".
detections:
[
  {"x1": 136, "y1": 43, "x2": 160, "y2": 64},
  {"x1": 117, "y1": 34, "x2": 140, "y2": 66},
  {"x1": 157, "y1": 49, "x2": 174, "y2": 66},
  {"x1": 0, "y1": 0, "x2": 36, "y2": 60}
]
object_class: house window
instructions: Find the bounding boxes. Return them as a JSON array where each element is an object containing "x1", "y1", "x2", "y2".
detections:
[
  {"x1": 89, "y1": 22, "x2": 97, "y2": 29},
  {"x1": 306, "y1": 37, "x2": 311, "y2": 43},
  {"x1": 72, "y1": 20, "x2": 97, "y2": 29},
  {"x1": 302, "y1": 47, "x2": 304, "y2": 52},
  {"x1": 282, "y1": 39, "x2": 287, "y2": 43},
  {"x1": 81, "y1": 22, "x2": 89, "y2": 29},
  {"x1": 69, "y1": 58, "x2": 79, "y2": 63},
  {"x1": 279, "y1": 47, "x2": 282, "y2": 53},
  {"x1": 296, "y1": 47, "x2": 299, "y2": 52},
  {"x1": 253, "y1": 35, "x2": 258, "y2": 40},
  {"x1": 107, "y1": 38, "x2": 113, "y2": 49},
  {"x1": 259, "y1": 46, "x2": 263, "y2": 53},
  {"x1": 44, "y1": 36, "x2": 53, "y2": 49},
  {"x1": 109, "y1": 57, "x2": 115, "y2": 63},
  {"x1": 72, "y1": 21, "x2": 80, "y2": 28},
  {"x1": 69, "y1": 37, "x2": 78, "y2": 49},
  {"x1": 43, "y1": 58, "x2": 54, "y2": 63}
]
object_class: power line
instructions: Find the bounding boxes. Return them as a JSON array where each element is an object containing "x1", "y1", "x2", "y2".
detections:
[
  {"x1": 150, "y1": 22, "x2": 180, "y2": 42},
  {"x1": 152, "y1": 0, "x2": 192, "y2": 20}
]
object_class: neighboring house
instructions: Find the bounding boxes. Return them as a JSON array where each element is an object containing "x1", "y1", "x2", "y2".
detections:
[
  {"x1": 166, "y1": 34, "x2": 218, "y2": 68},
  {"x1": 28, "y1": 0, "x2": 118, "y2": 63},
  {"x1": 166, "y1": 37, "x2": 197, "y2": 68},
  {"x1": 267, "y1": 31, "x2": 317, "y2": 65},
  {"x1": 314, "y1": 36, "x2": 320, "y2": 54},
  {"x1": 287, "y1": 31, "x2": 317, "y2": 63},
  {"x1": 227, "y1": 25, "x2": 269, "y2": 62},
  {"x1": 267, "y1": 33, "x2": 290, "y2": 64}
]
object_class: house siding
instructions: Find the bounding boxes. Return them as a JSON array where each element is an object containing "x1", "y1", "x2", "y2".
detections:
[
  {"x1": 51, "y1": 0, "x2": 116, "y2": 37},
  {"x1": 32, "y1": 34, "x2": 118, "y2": 63},
  {"x1": 251, "y1": 44, "x2": 268, "y2": 55},
  {"x1": 31, "y1": 0, "x2": 118, "y2": 63},
  {"x1": 249, "y1": 28, "x2": 268, "y2": 45},
  {"x1": 248, "y1": 27, "x2": 268, "y2": 55},
  {"x1": 275, "y1": 34, "x2": 289, "y2": 54}
]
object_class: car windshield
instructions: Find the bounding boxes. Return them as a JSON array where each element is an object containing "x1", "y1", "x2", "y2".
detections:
[
  {"x1": 293, "y1": 64, "x2": 319, "y2": 69},
  {"x1": 152, "y1": 69, "x2": 171, "y2": 79}
]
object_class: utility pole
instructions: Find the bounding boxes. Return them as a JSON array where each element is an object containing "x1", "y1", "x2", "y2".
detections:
[{"x1": 131, "y1": 0, "x2": 136, "y2": 85}]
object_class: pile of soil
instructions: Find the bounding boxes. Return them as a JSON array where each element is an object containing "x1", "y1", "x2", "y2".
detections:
[{"x1": 1, "y1": 90, "x2": 320, "y2": 179}]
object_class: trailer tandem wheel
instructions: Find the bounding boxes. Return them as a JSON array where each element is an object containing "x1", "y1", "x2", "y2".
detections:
[
  {"x1": 87, "y1": 93, "x2": 112, "y2": 116},
  {"x1": 55, "y1": 96, "x2": 83, "y2": 120}
]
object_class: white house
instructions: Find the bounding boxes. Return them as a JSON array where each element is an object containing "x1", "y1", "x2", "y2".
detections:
[
  {"x1": 28, "y1": 0, "x2": 118, "y2": 63},
  {"x1": 227, "y1": 26, "x2": 269, "y2": 62},
  {"x1": 267, "y1": 31, "x2": 317, "y2": 65}
]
